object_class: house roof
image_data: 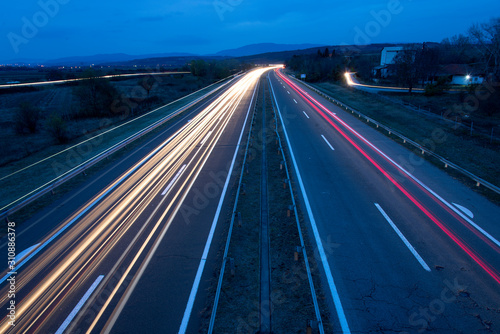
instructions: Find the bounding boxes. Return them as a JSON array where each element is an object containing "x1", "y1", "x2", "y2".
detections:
[{"x1": 441, "y1": 64, "x2": 483, "y2": 76}]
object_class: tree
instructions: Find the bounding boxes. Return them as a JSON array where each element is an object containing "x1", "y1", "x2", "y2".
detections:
[
  {"x1": 415, "y1": 43, "x2": 440, "y2": 85},
  {"x1": 441, "y1": 34, "x2": 473, "y2": 64},
  {"x1": 393, "y1": 45, "x2": 419, "y2": 93},
  {"x1": 190, "y1": 60, "x2": 208, "y2": 77},
  {"x1": 469, "y1": 17, "x2": 500, "y2": 80},
  {"x1": 15, "y1": 102, "x2": 41, "y2": 134},
  {"x1": 74, "y1": 69, "x2": 119, "y2": 118},
  {"x1": 138, "y1": 75, "x2": 156, "y2": 98},
  {"x1": 323, "y1": 47, "x2": 330, "y2": 58}
]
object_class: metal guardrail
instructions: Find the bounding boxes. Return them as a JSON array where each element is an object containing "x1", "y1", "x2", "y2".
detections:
[
  {"x1": 209, "y1": 74, "x2": 326, "y2": 333},
  {"x1": 292, "y1": 77, "x2": 500, "y2": 196},
  {"x1": 269, "y1": 75, "x2": 325, "y2": 333},
  {"x1": 0, "y1": 76, "x2": 236, "y2": 221},
  {"x1": 207, "y1": 76, "x2": 259, "y2": 334}
]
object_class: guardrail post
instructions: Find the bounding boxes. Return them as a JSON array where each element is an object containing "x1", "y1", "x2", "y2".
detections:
[
  {"x1": 287, "y1": 204, "x2": 294, "y2": 217},
  {"x1": 280, "y1": 160, "x2": 285, "y2": 170},
  {"x1": 294, "y1": 246, "x2": 303, "y2": 261},
  {"x1": 283, "y1": 178, "x2": 288, "y2": 189},
  {"x1": 307, "y1": 320, "x2": 318, "y2": 334},
  {"x1": 237, "y1": 212, "x2": 242, "y2": 227}
]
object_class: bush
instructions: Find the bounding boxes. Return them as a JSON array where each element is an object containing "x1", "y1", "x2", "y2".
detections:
[
  {"x1": 424, "y1": 77, "x2": 450, "y2": 96},
  {"x1": 15, "y1": 102, "x2": 41, "y2": 134},
  {"x1": 46, "y1": 114, "x2": 69, "y2": 144}
]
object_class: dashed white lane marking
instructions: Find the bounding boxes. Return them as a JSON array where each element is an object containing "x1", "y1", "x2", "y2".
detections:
[
  {"x1": 375, "y1": 203, "x2": 431, "y2": 272},
  {"x1": 321, "y1": 135, "x2": 335, "y2": 151}
]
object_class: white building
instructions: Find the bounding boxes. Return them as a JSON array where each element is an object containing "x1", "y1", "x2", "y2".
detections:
[
  {"x1": 373, "y1": 46, "x2": 404, "y2": 78},
  {"x1": 380, "y1": 46, "x2": 404, "y2": 66},
  {"x1": 442, "y1": 64, "x2": 484, "y2": 85}
]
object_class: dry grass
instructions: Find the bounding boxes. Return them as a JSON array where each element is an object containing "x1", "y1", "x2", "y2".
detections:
[
  {"x1": 0, "y1": 77, "x2": 227, "y2": 212},
  {"x1": 313, "y1": 82, "x2": 500, "y2": 190},
  {"x1": 211, "y1": 78, "x2": 328, "y2": 333}
]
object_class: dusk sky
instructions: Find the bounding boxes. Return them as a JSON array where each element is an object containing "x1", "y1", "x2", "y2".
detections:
[{"x1": 1, "y1": 0, "x2": 499, "y2": 62}]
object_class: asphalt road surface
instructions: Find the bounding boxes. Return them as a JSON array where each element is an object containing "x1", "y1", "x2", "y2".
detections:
[
  {"x1": 0, "y1": 68, "x2": 268, "y2": 333},
  {"x1": 270, "y1": 69, "x2": 500, "y2": 333},
  {"x1": 1, "y1": 66, "x2": 498, "y2": 334}
]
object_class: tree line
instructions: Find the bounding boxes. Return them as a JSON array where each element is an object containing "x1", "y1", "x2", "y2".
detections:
[
  {"x1": 285, "y1": 17, "x2": 500, "y2": 88},
  {"x1": 189, "y1": 59, "x2": 254, "y2": 79}
]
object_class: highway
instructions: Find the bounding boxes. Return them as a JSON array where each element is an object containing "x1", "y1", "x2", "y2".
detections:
[
  {"x1": 0, "y1": 67, "x2": 269, "y2": 333},
  {"x1": 0, "y1": 66, "x2": 498, "y2": 334},
  {"x1": 269, "y1": 69, "x2": 500, "y2": 333}
]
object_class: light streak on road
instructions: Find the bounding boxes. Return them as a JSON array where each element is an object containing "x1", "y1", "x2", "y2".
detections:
[
  {"x1": 277, "y1": 69, "x2": 500, "y2": 285},
  {"x1": 344, "y1": 72, "x2": 424, "y2": 92},
  {"x1": 0, "y1": 71, "x2": 190, "y2": 89},
  {"x1": 0, "y1": 67, "x2": 273, "y2": 333}
]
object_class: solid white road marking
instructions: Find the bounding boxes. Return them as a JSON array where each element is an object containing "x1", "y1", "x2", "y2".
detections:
[
  {"x1": 303, "y1": 111, "x2": 310, "y2": 119},
  {"x1": 321, "y1": 135, "x2": 335, "y2": 151},
  {"x1": 452, "y1": 203, "x2": 474, "y2": 219},
  {"x1": 56, "y1": 275, "x2": 104, "y2": 334},
  {"x1": 375, "y1": 203, "x2": 431, "y2": 272},
  {"x1": 269, "y1": 79, "x2": 351, "y2": 334},
  {"x1": 0, "y1": 121, "x2": 190, "y2": 285},
  {"x1": 285, "y1": 79, "x2": 500, "y2": 248},
  {"x1": 286, "y1": 76, "x2": 500, "y2": 249},
  {"x1": 178, "y1": 79, "x2": 259, "y2": 334},
  {"x1": 161, "y1": 165, "x2": 187, "y2": 196}
]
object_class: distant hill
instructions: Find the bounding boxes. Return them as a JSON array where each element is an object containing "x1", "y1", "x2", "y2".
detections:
[
  {"x1": 43, "y1": 52, "x2": 198, "y2": 66},
  {"x1": 102, "y1": 43, "x2": 401, "y2": 68},
  {"x1": 2, "y1": 42, "x2": 406, "y2": 67},
  {"x1": 236, "y1": 43, "x2": 400, "y2": 64},
  {"x1": 215, "y1": 43, "x2": 326, "y2": 57},
  {"x1": 110, "y1": 55, "x2": 228, "y2": 68}
]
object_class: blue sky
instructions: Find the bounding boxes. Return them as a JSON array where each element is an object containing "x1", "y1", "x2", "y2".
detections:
[{"x1": 1, "y1": 0, "x2": 499, "y2": 61}]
